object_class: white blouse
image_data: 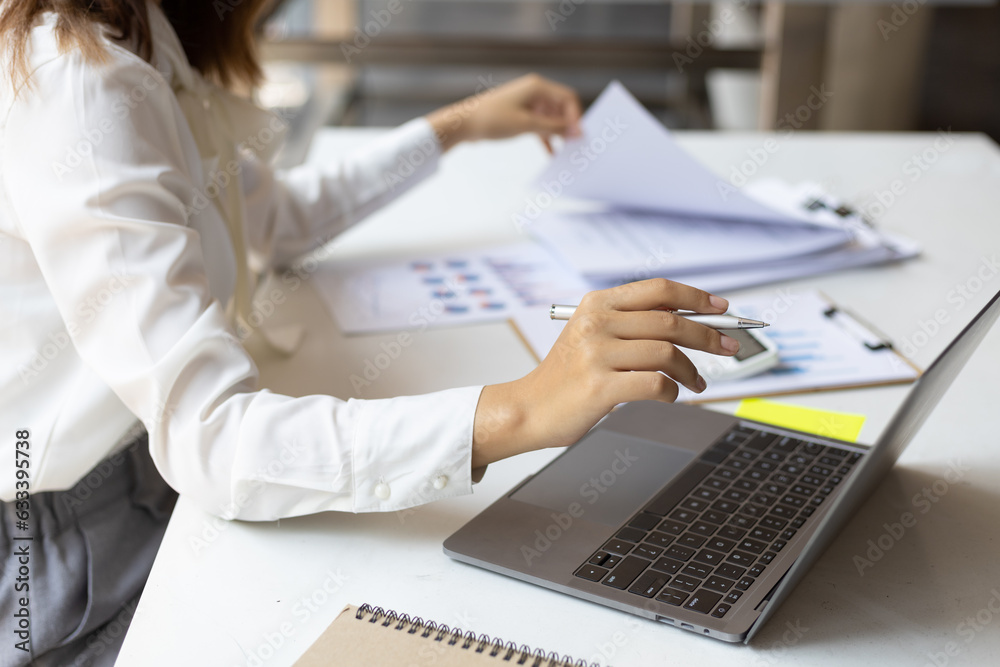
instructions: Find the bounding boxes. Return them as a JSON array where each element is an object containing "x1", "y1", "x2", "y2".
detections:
[{"x1": 0, "y1": 4, "x2": 483, "y2": 519}]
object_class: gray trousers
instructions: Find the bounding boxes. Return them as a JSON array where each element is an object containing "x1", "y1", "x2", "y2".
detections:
[{"x1": 1, "y1": 431, "x2": 176, "y2": 667}]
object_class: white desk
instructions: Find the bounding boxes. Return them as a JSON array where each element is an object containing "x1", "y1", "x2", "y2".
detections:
[{"x1": 117, "y1": 130, "x2": 1000, "y2": 666}]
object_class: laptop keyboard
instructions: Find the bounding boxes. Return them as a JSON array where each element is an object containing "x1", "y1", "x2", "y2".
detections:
[{"x1": 573, "y1": 425, "x2": 862, "y2": 619}]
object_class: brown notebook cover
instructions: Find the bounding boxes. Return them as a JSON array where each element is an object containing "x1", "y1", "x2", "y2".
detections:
[{"x1": 293, "y1": 604, "x2": 598, "y2": 667}]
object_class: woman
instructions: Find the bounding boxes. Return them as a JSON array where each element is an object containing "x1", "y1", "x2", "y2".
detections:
[{"x1": 0, "y1": 1, "x2": 739, "y2": 664}]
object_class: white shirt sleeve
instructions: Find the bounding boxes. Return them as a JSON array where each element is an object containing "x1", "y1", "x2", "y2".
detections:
[
  {"x1": 242, "y1": 118, "x2": 441, "y2": 269},
  {"x1": 3, "y1": 51, "x2": 483, "y2": 520}
]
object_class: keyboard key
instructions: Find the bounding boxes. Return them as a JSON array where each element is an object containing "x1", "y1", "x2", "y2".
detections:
[
  {"x1": 724, "y1": 591, "x2": 743, "y2": 604},
  {"x1": 735, "y1": 576, "x2": 755, "y2": 591},
  {"x1": 740, "y1": 504, "x2": 767, "y2": 518},
  {"x1": 711, "y1": 603, "x2": 732, "y2": 618},
  {"x1": 678, "y1": 533, "x2": 706, "y2": 549},
  {"x1": 575, "y1": 564, "x2": 608, "y2": 582},
  {"x1": 602, "y1": 556, "x2": 649, "y2": 590},
  {"x1": 818, "y1": 455, "x2": 841, "y2": 467},
  {"x1": 693, "y1": 549, "x2": 726, "y2": 566},
  {"x1": 683, "y1": 562, "x2": 712, "y2": 579},
  {"x1": 803, "y1": 442, "x2": 824, "y2": 456},
  {"x1": 759, "y1": 551, "x2": 777, "y2": 565},
  {"x1": 829, "y1": 475, "x2": 843, "y2": 485},
  {"x1": 735, "y1": 450, "x2": 758, "y2": 462},
  {"x1": 748, "y1": 563, "x2": 766, "y2": 577},
  {"x1": 656, "y1": 588, "x2": 689, "y2": 606},
  {"x1": 725, "y1": 459, "x2": 749, "y2": 471},
  {"x1": 781, "y1": 494, "x2": 806, "y2": 508},
  {"x1": 726, "y1": 550, "x2": 756, "y2": 567},
  {"x1": 748, "y1": 527, "x2": 777, "y2": 542},
  {"x1": 670, "y1": 509, "x2": 698, "y2": 523},
  {"x1": 770, "y1": 473, "x2": 795, "y2": 486},
  {"x1": 683, "y1": 589, "x2": 724, "y2": 614},
  {"x1": 706, "y1": 537, "x2": 737, "y2": 552},
  {"x1": 693, "y1": 487, "x2": 720, "y2": 501},
  {"x1": 652, "y1": 557, "x2": 684, "y2": 575},
  {"x1": 810, "y1": 495, "x2": 825, "y2": 506},
  {"x1": 790, "y1": 517, "x2": 806, "y2": 529},
  {"x1": 809, "y1": 465, "x2": 833, "y2": 477},
  {"x1": 751, "y1": 493, "x2": 776, "y2": 507},
  {"x1": 848, "y1": 452, "x2": 862, "y2": 464},
  {"x1": 671, "y1": 574, "x2": 701, "y2": 592},
  {"x1": 714, "y1": 467, "x2": 738, "y2": 480},
  {"x1": 705, "y1": 477, "x2": 729, "y2": 490},
  {"x1": 645, "y1": 531, "x2": 675, "y2": 548},
  {"x1": 752, "y1": 460, "x2": 777, "y2": 473},
  {"x1": 744, "y1": 432, "x2": 777, "y2": 451},
  {"x1": 772, "y1": 436, "x2": 799, "y2": 452},
  {"x1": 728, "y1": 515, "x2": 754, "y2": 529},
  {"x1": 722, "y1": 489, "x2": 750, "y2": 503},
  {"x1": 781, "y1": 528, "x2": 797, "y2": 540},
  {"x1": 788, "y1": 454, "x2": 813, "y2": 466},
  {"x1": 628, "y1": 513, "x2": 662, "y2": 531},
  {"x1": 701, "y1": 510, "x2": 728, "y2": 525},
  {"x1": 800, "y1": 506, "x2": 816, "y2": 517},
  {"x1": 762, "y1": 451, "x2": 786, "y2": 463},
  {"x1": 616, "y1": 527, "x2": 647, "y2": 543},
  {"x1": 711, "y1": 499, "x2": 740, "y2": 514},
  {"x1": 634, "y1": 545, "x2": 662, "y2": 560},
  {"x1": 703, "y1": 576, "x2": 735, "y2": 593},
  {"x1": 689, "y1": 521, "x2": 718, "y2": 537},
  {"x1": 715, "y1": 563, "x2": 745, "y2": 580},
  {"x1": 603, "y1": 539, "x2": 634, "y2": 555},
  {"x1": 800, "y1": 474, "x2": 824, "y2": 487},
  {"x1": 771, "y1": 540, "x2": 787, "y2": 552},
  {"x1": 759, "y1": 516, "x2": 787, "y2": 530},
  {"x1": 628, "y1": 571, "x2": 668, "y2": 598},
  {"x1": 819, "y1": 485, "x2": 835, "y2": 496},
  {"x1": 658, "y1": 519, "x2": 686, "y2": 535},
  {"x1": 780, "y1": 463, "x2": 805, "y2": 475},
  {"x1": 680, "y1": 498, "x2": 711, "y2": 512},
  {"x1": 739, "y1": 538, "x2": 767, "y2": 554},
  {"x1": 823, "y1": 447, "x2": 848, "y2": 458},
  {"x1": 718, "y1": 525, "x2": 746, "y2": 541},
  {"x1": 603, "y1": 555, "x2": 622, "y2": 569},
  {"x1": 791, "y1": 484, "x2": 816, "y2": 497},
  {"x1": 762, "y1": 483, "x2": 787, "y2": 496},
  {"x1": 743, "y1": 469, "x2": 768, "y2": 482},
  {"x1": 733, "y1": 479, "x2": 759, "y2": 492},
  {"x1": 770, "y1": 505, "x2": 797, "y2": 519},
  {"x1": 589, "y1": 552, "x2": 610, "y2": 566},
  {"x1": 665, "y1": 545, "x2": 696, "y2": 561}
]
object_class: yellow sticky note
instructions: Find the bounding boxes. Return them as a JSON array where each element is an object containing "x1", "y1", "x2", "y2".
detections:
[{"x1": 735, "y1": 398, "x2": 866, "y2": 442}]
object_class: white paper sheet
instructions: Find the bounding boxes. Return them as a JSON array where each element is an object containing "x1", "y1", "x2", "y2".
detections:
[
  {"x1": 534, "y1": 80, "x2": 812, "y2": 224},
  {"x1": 312, "y1": 241, "x2": 590, "y2": 334}
]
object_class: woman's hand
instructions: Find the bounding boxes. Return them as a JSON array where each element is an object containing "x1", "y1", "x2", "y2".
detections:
[
  {"x1": 470, "y1": 279, "x2": 741, "y2": 468},
  {"x1": 426, "y1": 73, "x2": 582, "y2": 153}
]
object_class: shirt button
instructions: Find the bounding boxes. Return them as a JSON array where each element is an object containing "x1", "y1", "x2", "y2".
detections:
[
  {"x1": 374, "y1": 482, "x2": 391, "y2": 500},
  {"x1": 433, "y1": 475, "x2": 449, "y2": 490}
]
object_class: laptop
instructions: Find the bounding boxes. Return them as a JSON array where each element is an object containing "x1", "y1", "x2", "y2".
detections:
[{"x1": 444, "y1": 288, "x2": 1000, "y2": 643}]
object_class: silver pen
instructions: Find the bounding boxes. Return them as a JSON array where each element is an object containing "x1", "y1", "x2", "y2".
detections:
[{"x1": 549, "y1": 305, "x2": 769, "y2": 329}]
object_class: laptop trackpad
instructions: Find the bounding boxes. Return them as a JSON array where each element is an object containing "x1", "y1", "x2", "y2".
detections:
[{"x1": 510, "y1": 431, "x2": 696, "y2": 528}]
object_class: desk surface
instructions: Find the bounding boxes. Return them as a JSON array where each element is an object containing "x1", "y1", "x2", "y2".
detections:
[{"x1": 118, "y1": 130, "x2": 1000, "y2": 666}]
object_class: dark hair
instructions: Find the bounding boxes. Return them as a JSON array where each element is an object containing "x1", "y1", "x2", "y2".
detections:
[{"x1": 0, "y1": 0, "x2": 264, "y2": 93}]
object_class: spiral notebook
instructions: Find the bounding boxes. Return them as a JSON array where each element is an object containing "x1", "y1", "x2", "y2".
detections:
[{"x1": 292, "y1": 604, "x2": 598, "y2": 667}]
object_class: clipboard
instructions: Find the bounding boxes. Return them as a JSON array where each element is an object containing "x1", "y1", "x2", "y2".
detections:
[{"x1": 508, "y1": 290, "x2": 921, "y2": 404}]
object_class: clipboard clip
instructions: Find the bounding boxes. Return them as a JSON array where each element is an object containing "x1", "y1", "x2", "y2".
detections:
[{"x1": 823, "y1": 306, "x2": 893, "y2": 351}]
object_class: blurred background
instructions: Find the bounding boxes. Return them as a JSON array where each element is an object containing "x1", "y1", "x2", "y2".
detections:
[{"x1": 251, "y1": 0, "x2": 1000, "y2": 166}]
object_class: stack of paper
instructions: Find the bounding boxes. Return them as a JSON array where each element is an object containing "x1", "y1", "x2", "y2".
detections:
[{"x1": 526, "y1": 82, "x2": 919, "y2": 292}]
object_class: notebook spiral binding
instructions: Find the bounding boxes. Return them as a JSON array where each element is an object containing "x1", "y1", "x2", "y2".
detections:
[{"x1": 356, "y1": 604, "x2": 601, "y2": 667}]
